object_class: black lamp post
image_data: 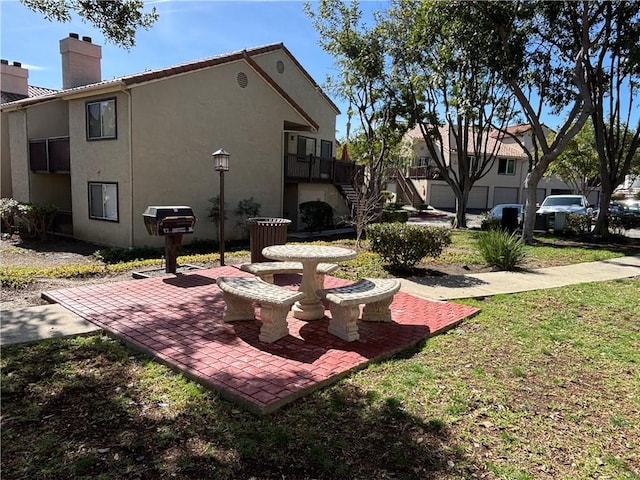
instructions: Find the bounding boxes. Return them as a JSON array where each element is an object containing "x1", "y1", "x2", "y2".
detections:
[{"x1": 212, "y1": 148, "x2": 230, "y2": 266}]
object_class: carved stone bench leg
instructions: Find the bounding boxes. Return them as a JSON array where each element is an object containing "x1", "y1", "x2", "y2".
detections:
[
  {"x1": 258, "y1": 273, "x2": 275, "y2": 284},
  {"x1": 327, "y1": 304, "x2": 360, "y2": 342},
  {"x1": 258, "y1": 304, "x2": 290, "y2": 343},
  {"x1": 221, "y1": 293, "x2": 255, "y2": 322},
  {"x1": 362, "y1": 296, "x2": 394, "y2": 322}
]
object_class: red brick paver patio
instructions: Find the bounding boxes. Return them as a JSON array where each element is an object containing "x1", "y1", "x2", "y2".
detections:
[{"x1": 43, "y1": 266, "x2": 479, "y2": 414}]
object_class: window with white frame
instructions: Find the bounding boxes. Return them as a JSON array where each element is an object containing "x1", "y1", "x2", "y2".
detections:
[
  {"x1": 86, "y1": 98, "x2": 117, "y2": 140},
  {"x1": 498, "y1": 158, "x2": 516, "y2": 175},
  {"x1": 89, "y1": 182, "x2": 118, "y2": 221}
]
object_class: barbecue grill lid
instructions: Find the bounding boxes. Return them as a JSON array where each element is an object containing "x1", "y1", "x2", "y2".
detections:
[{"x1": 143, "y1": 206, "x2": 194, "y2": 219}]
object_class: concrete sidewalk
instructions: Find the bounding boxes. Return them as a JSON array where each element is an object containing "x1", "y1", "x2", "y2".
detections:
[
  {"x1": 1, "y1": 254, "x2": 639, "y2": 346},
  {"x1": 400, "y1": 254, "x2": 640, "y2": 300}
]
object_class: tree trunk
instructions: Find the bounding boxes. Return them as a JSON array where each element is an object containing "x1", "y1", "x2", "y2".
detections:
[
  {"x1": 453, "y1": 188, "x2": 470, "y2": 228},
  {"x1": 521, "y1": 167, "x2": 545, "y2": 244},
  {"x1": 593, "y1": 178, "x2": 613, "y2": 237}
]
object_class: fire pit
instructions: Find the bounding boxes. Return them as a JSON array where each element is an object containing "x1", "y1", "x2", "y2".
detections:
[{"x1": 143, "y1": 206, "x2": 196, "y2": 274}]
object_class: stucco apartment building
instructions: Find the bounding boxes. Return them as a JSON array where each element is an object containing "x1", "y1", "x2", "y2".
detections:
[
  {"x1": 1, "y1": 34, "x2": 354, "y2": 248},
  {"x1": 397, "y1": 124, "x2": 597, "y2": 210}
]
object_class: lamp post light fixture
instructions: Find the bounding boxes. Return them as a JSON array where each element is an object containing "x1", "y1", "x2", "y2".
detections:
[{"x1": 212, "y1": 148, "x2": 230, "y2": 266}]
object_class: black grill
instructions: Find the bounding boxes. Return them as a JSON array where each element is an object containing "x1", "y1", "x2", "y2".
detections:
[
  {"x1": 142, "y1": 206, "x2": 196, "y2": 274},
  {"x1": 143, "y1": 206, "x2": 196, "y2": 236}
]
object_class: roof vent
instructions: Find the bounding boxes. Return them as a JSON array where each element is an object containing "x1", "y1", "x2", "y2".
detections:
[
  {"x1": 70, "y1": 32, "x2": 79, "y2": 39},
  {"x1": 12, "y1": 61, "x2": 22, "y2": 67},
  {"x1": 276, "y1": 60, "x2": 285, "y2": 74},
  {"x1": 237, "y1": 72, "x2": 248, "y2": 88},
  {"x1": 82, "y1": 36, "x2": 92, "y2": 43},
  {"x1": 0, "y1": 59, "x2": 8, "y2": 65}
]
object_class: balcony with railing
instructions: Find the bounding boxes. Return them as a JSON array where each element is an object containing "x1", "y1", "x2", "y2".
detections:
[
  {"x1": 406, "y1": 165, "x2": 442, "y2": 180},
  {"x1": 28, "y1": 136, "x2": 70, "y2": 173},
  {"x1": 284, "y1": 153, "x2": 363, "y2": 184}
]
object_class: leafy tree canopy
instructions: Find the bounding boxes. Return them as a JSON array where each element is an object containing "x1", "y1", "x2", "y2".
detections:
[{"x1": 20, "y1": 0, "x2": 158, "y2": 49}]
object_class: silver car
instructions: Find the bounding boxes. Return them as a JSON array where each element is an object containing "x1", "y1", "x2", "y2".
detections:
[{"x1": 536, "y1": 195, "x2": 590, "y2": 215}]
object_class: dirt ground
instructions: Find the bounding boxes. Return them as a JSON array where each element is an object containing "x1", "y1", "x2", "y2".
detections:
[
  {"x1": 2, "y1": 232, "x2": 639, "y2": 311},
  {"x1": 0, "y1": 234, "x2": 483, "y2": 310}
]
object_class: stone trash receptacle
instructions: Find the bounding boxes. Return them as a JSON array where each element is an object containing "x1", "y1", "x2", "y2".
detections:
[{"x1": 247, "y1": 217, "x2": 291, "y2": 263}]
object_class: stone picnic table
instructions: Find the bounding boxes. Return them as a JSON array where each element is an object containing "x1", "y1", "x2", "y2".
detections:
[{"x1": 261, "y1": 244, "x2": 357, "y2": 320}]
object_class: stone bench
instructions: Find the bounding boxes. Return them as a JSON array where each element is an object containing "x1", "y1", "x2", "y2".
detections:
[
  {"x1": 239, "y1": 261, "x2": 339, "y2": 286},
  {"x1": 216, "y1": 276, "x2": 305, "y2": 343},
  {"x1": 316, "y1": 278, "x2": 401, "y2": 342}
]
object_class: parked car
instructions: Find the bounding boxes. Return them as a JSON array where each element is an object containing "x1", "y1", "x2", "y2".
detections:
[
  {"x1": 487, "y1": 204, "x2": 524, "y2": 224},
  {"x1": 618, "y1": 199, "x2": 640, "y2": 214},
  {"x1": 536, "y1": 195, "x2": 591, "y2": 215}
]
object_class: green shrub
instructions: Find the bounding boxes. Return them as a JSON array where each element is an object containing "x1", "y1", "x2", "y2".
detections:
[
  {"x1": 385, "y1": 202, "x2": 405, "y2": 211},
  {"x1": 564, "y1": 213, "x2": 592, "y2": 235},
  {"x1": 94, "y1": 246, "x2": 162, "y2": 264},
  {"x1": 0, "y1": 197, "x2": 20, "y2": 233},
  {"x1": 380, "y1": 209, "x2": 409, "y2": 223},
  {"x1": 480, "y1": 215, "x2": 502, "y2": 231},
  {"x1": 609, "y1": 214, "x2": 640, "y2": 235},
  {"x1": 12, "y1": 201, "x2": 58, "y2": 240},
  {"x1": 477, "y1": 229, "x2": 526, "y2": 271},
  {"x1": 299, "y1": 201, "x2": 334, "y2": 232},
  {"x1": 381, "y1": 190, "x2": 394, "y2": 203},
  {"x1": 234, "y1": 197, "x2": 261, "y2": 238},
  {"x1": 366, "y1": 223, "x2": 452, "y2": 271}
]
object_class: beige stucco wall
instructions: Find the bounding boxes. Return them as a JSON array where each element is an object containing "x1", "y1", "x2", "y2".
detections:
[
  {"x1": 26, "y1": 100, "x2": 68, "y2": 138},
  {"x1": 128, "y1": 57, "x2": 325, "y2": 248},
  {"x1": 67, "y1": 91, "x2": 132, "y2": 247},
  {"x1": 3, "y1": 49, "x2": 339, "y2": 248},
  {"x1": 297, "y1": 183, "x2": 349, "y2": 227},
  {"x1": 7, "y1": 110, "x2": 29, "y2": 203},
  {"x1": 24, "y1": 100, "x2": 72, "y2": 209},
  {"x1": 252, "y1": 49, "x2": 339, "y2": 140},
  {"x1": 1, "y1": 112, "x2": 12, "y2": 198}
]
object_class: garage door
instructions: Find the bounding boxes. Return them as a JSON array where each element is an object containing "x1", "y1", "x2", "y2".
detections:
[
  {"x1": 494, "y1": 187, "x2": 519, "y2": 205},
  {"x1": 429, "y1": 184, "x2": 488, "y2": 210},
  {"x1": 468, "y1": 186, "x2": 488, "y2": 209},
  {"x1": 429, "y1": 184, "x2": 456, "y2": 209}
]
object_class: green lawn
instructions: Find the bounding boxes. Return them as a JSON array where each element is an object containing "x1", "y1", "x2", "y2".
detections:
[
  {"x1": 2, "y1": 231, "x2": 639, "y2": 478},
  {"x1": 2, "y1": 278, "x2": 639, "y2": 479}
]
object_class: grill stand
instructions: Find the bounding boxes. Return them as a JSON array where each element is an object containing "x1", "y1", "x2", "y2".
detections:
[{"x1": 164, "y1": 234, "x2": 184, "y2": 274}]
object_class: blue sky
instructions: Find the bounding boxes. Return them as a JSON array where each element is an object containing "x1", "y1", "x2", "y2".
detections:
[
  {"x1": 0, "y1": 0, "x2": 383, "y2": 139},
  {"x1": 3, "y1": 1, "x2": 635, "y2": 139}
]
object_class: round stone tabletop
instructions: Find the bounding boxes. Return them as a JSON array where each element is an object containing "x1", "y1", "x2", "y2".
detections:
[{"x1": 262, "y1": 244, "x2": 357, "y2": 263}]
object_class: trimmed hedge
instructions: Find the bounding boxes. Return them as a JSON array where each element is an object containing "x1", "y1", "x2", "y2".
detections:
[{"x1": 366, "y1": 222, "x2": 452, "y2": 271}]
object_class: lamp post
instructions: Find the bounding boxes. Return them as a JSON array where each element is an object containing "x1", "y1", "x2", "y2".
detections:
[{"x1": 212, "y1": 148, "x2": 230, "y2": 266}]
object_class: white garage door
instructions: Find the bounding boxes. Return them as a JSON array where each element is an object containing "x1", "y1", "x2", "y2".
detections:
[
  {"x1": 468, "y1": 186, "x2": 488, "y2": 209},
  {"x1": 494, "y1": 187, "x2": 519, "y2": 205},
  {"x1": 429, "y1": 184, "x2": 456, "y2": 209},
  {"x1": 429, "y1": 184, "x2": 488, "y2": 210}
]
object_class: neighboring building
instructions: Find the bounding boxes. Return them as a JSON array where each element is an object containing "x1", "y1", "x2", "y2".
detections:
[
  {"x1": 1, "y1": 35, "x2": 357, "y2": 248},
  {"x1": 396, "y1": 124, "x2": 599, "y2": 210}
]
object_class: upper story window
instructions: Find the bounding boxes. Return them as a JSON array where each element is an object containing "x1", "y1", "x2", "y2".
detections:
[
  {"x1": 86, "y1": 98, "x2": 117, "y2": 140},
  {"x1": 498, "y1": 158, "x2": 516, "y2": 175},
  {"x1": 297, "y1": 135, "x2": 316, "y2": 157}
]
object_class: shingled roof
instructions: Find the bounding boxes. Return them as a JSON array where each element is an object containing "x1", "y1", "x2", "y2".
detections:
[
  {"x1": 0, "y1": 43, "x2": 339, "y2": 127},
  {"x1": 1, "y1": 85, "x2": 58, "y2": 104}
]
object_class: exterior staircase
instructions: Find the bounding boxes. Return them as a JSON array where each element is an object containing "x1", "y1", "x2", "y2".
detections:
[
  {"x1": 394, "y1": 169, "x2": 423, "y2": 208},
  {"x1": 336, "y1": 183, "x2": 360, "y2": 215}
]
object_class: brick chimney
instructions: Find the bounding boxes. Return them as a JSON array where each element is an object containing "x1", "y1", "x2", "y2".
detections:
[
  {"x1": 60, "y1": 33, "x2": 101, "y2": 89},
  {"x1": 0, "y1": 60, "x2": 29, "y2": 96}
]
